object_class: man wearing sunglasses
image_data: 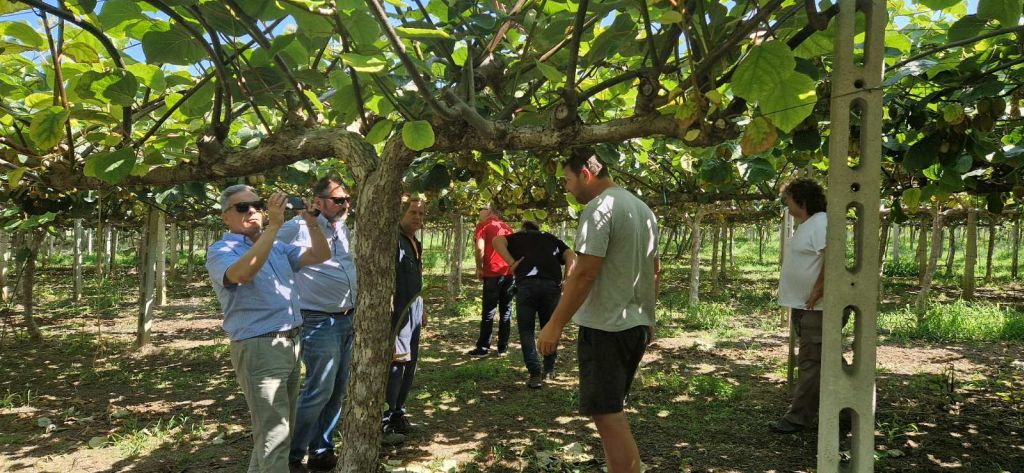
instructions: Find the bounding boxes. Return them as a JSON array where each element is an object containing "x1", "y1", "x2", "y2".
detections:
[
  {"x1": 276, "y1": 176, "x2": 358, "y2": 472},
  {"x1": 206, "y1": 185, "x2": 330, "y2": 473}
]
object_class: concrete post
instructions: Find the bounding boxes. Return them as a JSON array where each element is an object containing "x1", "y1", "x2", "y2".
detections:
[{"x1": 819, "y1": 0, "x2": 886, "y2": 471}]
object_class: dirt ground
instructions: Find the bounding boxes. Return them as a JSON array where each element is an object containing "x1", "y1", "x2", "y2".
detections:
[{"x1": 1, "y1": 269, "x2": 1022, "y2": 473}]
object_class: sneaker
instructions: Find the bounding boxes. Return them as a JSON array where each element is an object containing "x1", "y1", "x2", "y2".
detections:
[
  {"x1": 527, "y1": 372, "x2": 544, "y2": 389},
  {"x1": 306, "y1": 452, "x2": 337, "y2": 471},
  {"x1": 467, "y1": 347, "x2": 489, "y2": 356},
  {"x1": 769, "y1": 418, "x2": 804, "y2": 434},
  {"x1": 496, "y1": 349, "x2": 508, "y2": 356},
  {"x1": 390, "y1": 415, "x2": 418, "y2": 434},
  {"x1": 543, "y1": 369, "x2": 557, "y2": 380},
  {"x1": 289, "y1": 461, "x2": 309, "y2": 473},
  {"x1": 381, "y1": 431, "x2": 407, "y2": 446}
]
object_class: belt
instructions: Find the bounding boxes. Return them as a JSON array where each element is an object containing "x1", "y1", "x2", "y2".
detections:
[
  {"x1": 301, "y1": 308, "x2": 355, "y2": 318},
  {"x1": 255, "y1": 327, "x2": 301, "y2": 339}
]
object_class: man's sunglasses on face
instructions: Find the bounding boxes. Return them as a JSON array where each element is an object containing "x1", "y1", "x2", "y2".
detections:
[
  {"x1": 230, "y1": 200, "x2": 265, "y2": 213},
  {"x1": 323, "y1": 196, "x2": 350, "y2": 205}
]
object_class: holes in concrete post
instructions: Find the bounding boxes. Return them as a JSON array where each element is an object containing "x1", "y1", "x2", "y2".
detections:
[
  {"x1": 847, "y1": 99, "x2": 865, "y2": 169},
  {"x1": 852, "y1": 11, "x2": 868, "y2": 68},
  {"x1": 853, "y1": 78, "x2": 865, "y2": 89},
  {"x1": 845, "y1": 203, "x2": 864, "y2": 273},
  {"x1": 842, "y1": 305, "x2": 858, "y2": 370},
  {"x1": 839, "y1": 407, "x2": 856, "y2": 461},
  {"x1": 850, "y1": 183, "x2": 860, "y2": 193}
]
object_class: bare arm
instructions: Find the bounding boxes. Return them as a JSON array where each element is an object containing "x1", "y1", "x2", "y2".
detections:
[
  {"x1": 474, "y1": 236, "x2": 486, "y2": 278},
  {"x1": 297, "y1": 207, "x2": 331, "y2": 268},
  {"x1": 493, "y1": 235, "x2": 515, "y2": 266},
  {"x1": 562, "y1": 248, "x2": 577, "y2": 282},
  {"x1": 806, "y1": 264, "x2": 825, "y2": 310},
  {"x1": 538, "y1": 253, "x2": 603, "y2": 355},
  {"x1": 225, "y1": 193, "x2": 286, "y2": 285}
]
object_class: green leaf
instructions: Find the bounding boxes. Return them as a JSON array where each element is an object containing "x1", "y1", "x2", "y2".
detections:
[
  {"x1": 743, "y1": 157, "x2": 775, "y2": 183},
  {"x1": 904, "y1": 135, "x2": 942, "y2": 173},
  {"x1": 344, "y1": 11, "x2": 382, "y2": 46},
  {"x1": 658, "y1": 11, "x2": 683, "y2": 24},
  {"x1": 921, "y1": 0, "x2": 962, "y2": 9},
  {"x1": 733, "y1": 41, "x2": 796, "y2": 103},
  {"x1": 740, "y1": 117, "x2": 777, "y2": 156},
  {"x1": 395, "y1": 27, "x2": 451, "y2": 39},
  {"x1": 142, "y1": 25, "x2": 207, "y2": 65},
  {"x1": 884, "y1": 31, "x2": 911, "y2": 54},
  {"x1": 978, "y1": 0, "x2": 1022, "y2": 28},
  {"x1": 6, "y1": 167, "x2": 26, "y2": 188},
  {"x1": 451, "y1": 42, "x2": 468, "y2": 66},
  {"x1": 365, "y1": 119, "x2": 394, "y2": 144},
  {"x1": 84, "y1": 148, "x2": 137, "y2": 184},
  {"x1": 341, "y1": 53, "x2": 387, "y2": 72},
  {"x1": 91, "y1": 69, "x2": 139, "y2": 106},
  {"x1": 97, "y1": 0, "x2": 143, "y2": 30},
  {"x1": 178, "y1": 81, "x2": 215, "y2": 117},
  {"x1": 535, "y1": 61, "x2": 565, "y2": 84},
  {"x1": 125, "y1": 64, "x2": 166, "y2": 94},
  {"x1": 1, "y1": 23, "x2": 43, "y2": 49},
  {"x1": 903, "y1": 188, "x2": 922, "y2": 210},
  {"x1": 948, "y1": 15, "x2": 989, "y2": 42},
  {"x1": 402, "y1": 120, "x2": 435, "y2": 151},
  {"x1": 759, "y1": 72, "x2": 817, "y2": 133},
  {"x1": 62, "y1": 42, "x2": 99, "y2": 63},
  {"x1": 29, "y1": 106, "x2": 69, "y2": 150},
  {"x1": 425, "y1": 0, "x2": 448, "y2": 22},
  {"x1": 794, "y1": 30, "x2": 833, "y2": 59},
  {"x1": 0, "y1": 1, "x2": 29, "y2": 15}
]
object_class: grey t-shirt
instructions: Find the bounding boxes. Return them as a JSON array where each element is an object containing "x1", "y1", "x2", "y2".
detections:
[{"x1": 572, "y1": 186, "x2": 660, "y2": 332}]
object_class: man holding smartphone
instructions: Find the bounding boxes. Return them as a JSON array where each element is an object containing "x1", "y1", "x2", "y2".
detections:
[
  {"x1": 276, "y1": 176, "x2": 358, "y2": 472},
  {"x1": 206, "y1": 185, "x2": 329, "y2": 473}
]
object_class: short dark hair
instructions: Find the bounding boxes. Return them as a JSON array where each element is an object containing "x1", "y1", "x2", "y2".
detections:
[
  {"x1": 402, "y1": 194, "x2": 425, "y2": 213},
  {"x1": 521, "y1": 220, "x2": 540, "y2": 231},
  {"x1": 313, "y1": 175, "x2": 347, "y2": 197},
  {"x1": 562, "y1": 147, "x2": 609, "y2": 178},
  {"x1": 782, "y1": 178, "x2": 827, "y2": 215}
]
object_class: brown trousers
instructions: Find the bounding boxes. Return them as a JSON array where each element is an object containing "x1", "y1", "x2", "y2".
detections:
[{"x1": 783, "y1": 308, "x2": 851, "y2": 427}]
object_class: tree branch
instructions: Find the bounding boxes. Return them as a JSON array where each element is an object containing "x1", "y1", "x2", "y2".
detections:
[{"x1": 891, "y1": 25, "x2": 1024, "y2": 70}]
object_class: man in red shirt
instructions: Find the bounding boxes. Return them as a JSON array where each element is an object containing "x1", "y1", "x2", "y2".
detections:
[{"x1": 467, "y1": 202, "x2": 514, "y2": 356}]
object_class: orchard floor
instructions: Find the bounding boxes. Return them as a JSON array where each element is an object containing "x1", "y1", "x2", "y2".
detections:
[{"x1": 1, "y1": 265, "x2": 1022, "y2": 473}]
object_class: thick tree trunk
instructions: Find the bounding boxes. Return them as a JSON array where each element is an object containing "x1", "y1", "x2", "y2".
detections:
[
  {"x1": 136, "y1": 209, "x2": 159, "y2": 347},
  {"x1": 688, "y1": 208, "x2": 703, "y2": 305},
  {"x1": 661, "y1": 226, "x2": 676, "y2": 258},
  {"x1": 446, "y1": 214, "x2": 466, "y2": 306},
  {"x1": 963, "y1": 208, "x2": 978, "y2": 300},
  {"x1": 944, "y1": 225, "x2": 957, "y2": 276},
  {"x1": 336, "y1": 138, "x2": 414, "y2": 473},
  {"x1": 73, "y1": 219, "x2": 83, "y2": 301},
  {"x1": 916, "y1": 218, "x2": 929, "y2": 283},
  {"x1": 155, "y1": 214, "x2": 167, "y2": 306},
  {"x1": 916, "y1": 207, "x2": 945, "y2": 313},
  {"x1": 0, "y1": 231, "x2": 8, "y2": 303},
  {"x1": 676, "y1": 225, "x2": 690, "y2": 259},
  {"x1": 985, "y1": 221, "x2": 995, "y2": 283},
  {"x1": 1012, "y1": 216, "x2": 1020, "y2": 279},
  {"x1": 22, "y1": 231, "x2": 43, "y2": 341}
]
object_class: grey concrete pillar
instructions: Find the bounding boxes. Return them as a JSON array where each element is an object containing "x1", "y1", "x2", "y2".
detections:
[{"x1": 819, "y1": 0, "x2": 886, "y2": 471}]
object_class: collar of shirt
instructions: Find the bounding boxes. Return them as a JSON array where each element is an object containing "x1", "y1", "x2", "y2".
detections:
[{"x1": 222, "y1": 231, "x2": 256, "y2": 246}]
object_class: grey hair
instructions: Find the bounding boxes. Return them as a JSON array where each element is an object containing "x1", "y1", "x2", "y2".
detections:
[{"x1": 219, "y1": 184, "x2": 256, "y2": 211}]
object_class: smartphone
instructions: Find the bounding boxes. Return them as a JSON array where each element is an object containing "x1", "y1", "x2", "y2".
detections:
[{"x1": 285, "y1": 195, "x2": 306, "y2": 210}]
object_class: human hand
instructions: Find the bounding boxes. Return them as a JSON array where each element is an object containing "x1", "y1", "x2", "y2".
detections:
[
  {"x1": 805, "y1": 287, "x2": 823, "y2": 310},
  {"x1": 509, "y1": 257, "x2": 525, "y2": 274},
  {"x1": 266, "y1": 192, "x2": 287, "y2": 229},
  {"x1": 476, "y1": 268, "x2": 484, "y2": 280},
  {"x1": 298, "y1": 198, "x2": 319, "y2": 224},
  {"x1": 537, "y1": 322, "x2": 563, "y2": 356}
]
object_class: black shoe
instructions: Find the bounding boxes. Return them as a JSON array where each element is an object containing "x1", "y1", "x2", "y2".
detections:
[
  {"x1": 390, "y1": 415, "x2": 418, "y2": 434},
  {"x1": 769, "y1": 418, "x2": 804, "y2": 434},
  {"x1": 527, "y1": 372, "x2": 544, "y2": 389},
  {"x1": 467, "y1": 347, "x2": 489, "y2": 356},
  {"x1": 306, "y1": 452, "x2": 337, "y2": 471},
  {"x1": 289, "y1": 461, "x2": 309, "y2": 473}
]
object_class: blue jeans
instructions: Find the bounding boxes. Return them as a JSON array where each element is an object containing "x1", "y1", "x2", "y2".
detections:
[
  {"x1": 289, "y1": 310, "x2": 354, "y2": 462},
  {"x1": 476, "y1": 275, "x2": 513, "y2": 351},
  {"x1": 516, "y1": 279, "x2": 560, "y2": 374}
]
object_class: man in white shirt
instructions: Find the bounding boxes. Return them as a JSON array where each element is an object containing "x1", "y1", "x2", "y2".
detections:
[{"x1": 771, "y1": 178, "x2": 829, "y2": 434}]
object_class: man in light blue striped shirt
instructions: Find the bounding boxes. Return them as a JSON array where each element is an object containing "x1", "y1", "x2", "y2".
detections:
[
  {"x1": 277, "y1": 176, "x2": 358, "y2": 472},
  {"x1": 206, "y1": 186, "x2": 329, "y2": 473}
]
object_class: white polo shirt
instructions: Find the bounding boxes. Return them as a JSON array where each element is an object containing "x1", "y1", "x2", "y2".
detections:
[{"x1": 779, "y1": 211, "x2": 826, "y2": 310}]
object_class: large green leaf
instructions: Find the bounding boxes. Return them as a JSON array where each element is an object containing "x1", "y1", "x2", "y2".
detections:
[
  {"x1": 142, "y1": 25, "x2": 207, "y2": 65},
  {"x1": 0, "y1": 23, "x2": 43, "y2": 49},
  {"x1": 978, "y1": 0, "x2": 1022, "y2": 27},
  {"x1": 341, "y1": 54, "x2": 387, "y2": 72},
  {"x1": 402, "y1": 120, "x2": 435, "y2": 151},
  {"x1": 90, "y1": 69, "x2": 139, "y2": 106},
  {"x1": 921, "y1": 0, "x2": 962, "y2": 9},
  {"x1": 904, "y1": 134, "x2": 942, "y2": 173},
  {"x1": 732, "y1": 41, "x2": 796, "y2": 103},
  {"x1": 84, "y1": 148, "x2": 137, "y2": 184},
  {"x1": 759, "y1": 72, "x2": 817, "y2": 133},
  {"x1": 365, "y1": 119, "x2": 394, "y2": 144},
  {"x1": 97, "y1": 0, "x2": 144, "y2": 30},
  {"x1": 125, "y1": 63, "x2": 166, "y2": 94},
  {"x1": 395, "y1": 27, "x2": 451, "y2": 39},
  {"x1": 947, "y1": 15, "x2": 988, "y2": 42},
  {"x1": 62, "y1": 42, "x2": 100, "y2": 63},
  {"x1": 740, "y1": 117, "x2": 777, "y2": 156},
  {"x1": 178, "y1": 81, "x2": 216, "y2": 117},
  {"x1": 29, "y1": 106, "x2": 70, "y2": 150}
]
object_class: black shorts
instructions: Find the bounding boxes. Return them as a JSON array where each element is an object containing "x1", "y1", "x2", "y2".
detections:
[{"x1": 577, "y1": 325, "x2": 649, "y2": 416}]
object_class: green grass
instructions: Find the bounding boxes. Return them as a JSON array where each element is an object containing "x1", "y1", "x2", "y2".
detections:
[
  {"x1": 0, "y1": 389, "x2": 34, "y2": 409},
  {"x1": 108, "y1": 414, "x2": 208, "y2": 457},
  {"x1": 879, "y1": 300, "x2": 1024, "y2": 342}
]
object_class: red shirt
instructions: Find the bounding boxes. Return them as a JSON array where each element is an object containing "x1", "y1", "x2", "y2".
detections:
[{"x1": 475, "y1": 217, "x2": 513, "y2": 277}]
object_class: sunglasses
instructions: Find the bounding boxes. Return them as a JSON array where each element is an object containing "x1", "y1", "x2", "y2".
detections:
[
  {"x1": 322, "y1": 196, "x2": 351, "y2": 205},
  {"x1": 229, "y1": 200, "x2": 265, "y2": 213}
]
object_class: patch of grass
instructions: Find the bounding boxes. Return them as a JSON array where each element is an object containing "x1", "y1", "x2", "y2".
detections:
[
  {"x1": 679, "y1": 302, "x2": 732, "y2": 330},
  {"x1": 0, "y1": 389, "x2": 34, "y2": 409},
  {"x1": 883, "y1": 260, "x2": 919, "y2": 278},
  {"x1": 880, "y1": 301, "x2": 1024, "y2": 342},
  {"x1": 643, "y1": 371, "x2": 741, "y2": 401},
  {"x1": 109, "y1": 414, "x2": 207, "y2": 457}
]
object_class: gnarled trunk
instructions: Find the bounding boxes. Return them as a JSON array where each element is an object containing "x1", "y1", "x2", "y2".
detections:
[
  {"x1": 688, "y1": 208, "x2": 703, "y2": 305},
  {"x1": 22, "y1": 230, "x2": 43, "y2": 342},
  {"x1": 336, "y1": 137, "x2": 416, "y2": 473},
  {"x1": 446, "y1": 214, "x2": 465, "y2": 306},
  {"x1": 137, "y1": 208, "x2": 160, "y2": 347},
  {"x1": 916, "y1": 207, "x2": 945, "y2": 313},
  {"x1": 944, "y1": 225, "x2": 956, "y2": 276}
]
